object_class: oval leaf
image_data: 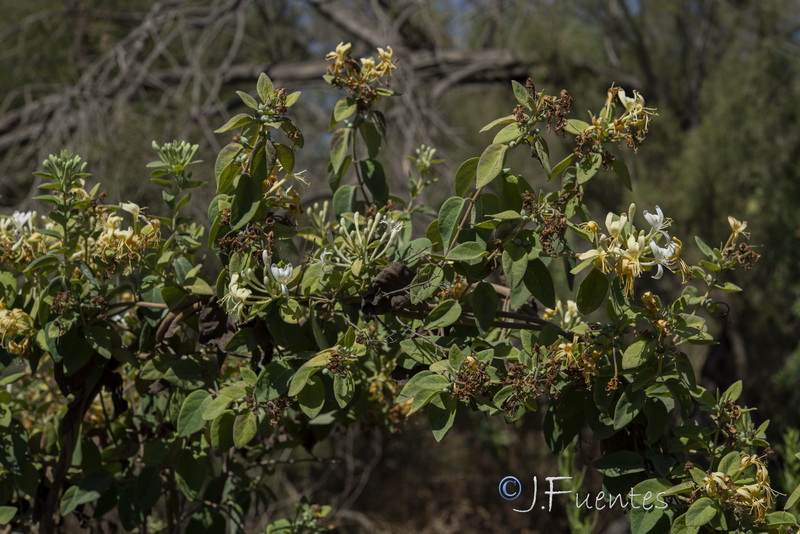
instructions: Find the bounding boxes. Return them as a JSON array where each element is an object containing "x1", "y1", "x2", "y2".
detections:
[
  {"x1": 577, "y1": 268, "x2": 608, "y2": 314},
  {"x1": 177, "y1": 390, "x2": 212, "y2": 436},
  {"x1": 425, "y1": 299, "x2": 462, "y2": 329},
  {"x1": 232, "y1": 410, "x2": 258, "y2": 448},
  {"x1": 476, "y1": 143, "x2": 508, "y2": 188}
]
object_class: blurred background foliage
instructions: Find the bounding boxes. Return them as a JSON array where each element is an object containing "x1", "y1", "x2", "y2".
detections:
[{"x1": 2, "y1": 0, "x2": 800, "y2": 531}]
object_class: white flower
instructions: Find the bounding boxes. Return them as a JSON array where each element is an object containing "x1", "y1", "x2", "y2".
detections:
[
  {"x1": 649, "y1": 239, "x2": 676, "y2": 280},
  {"x1": 270, "y1": 264, "x2": 293, "y2": 297},
  {"x1": 120, "y1": 202, "x2": 142, "y2": 220},
  {"x1": 728, "y1": 216, "x2": 749, "y2": 238},
  {"x1": 11, "y1": 211, "x2": 33, "y2": 230},
  {"x1": 643, "y1": 205, "x2": 670, "y2": 238},
  {"x1": 618, "y1": 89, "x2": 645, "y2": 113},
  {"x1": 228, "y1": 273, "x2": 252, "y2": 302},
  {"x1": 605, "y1": 212, "x2": 627, "y2": 240}
]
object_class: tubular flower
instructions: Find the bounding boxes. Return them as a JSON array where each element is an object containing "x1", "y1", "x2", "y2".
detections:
[
  {"x1": 615, "y1": 234, "x2": 646, "y2": 296},
  {"x1": 0, "y1": 301, "x2": 34, "y2": 356},
  {"x1": 617, "y1": 89, "x2": 658, "y2": 130},
  {"x1": 643, "y1": 205, "x2": 671, "y2": 238},
  {"x1": 728, "y1": 216, "x2": 748, "y2": 238},
  {"x1": 270, "y1": 264, "x2": 294, "y2": 297},
  {"x1": 325, "y1": 42, "x2": 352, "y2": 74},
  {"x1": 649, "y1": 239, "x2": 676, "y2": 280},
  {"x1": 578, "y1": 248, "x2": 611, "y2": 273},
  {"x1": 376, "y1": 46, "x2": 396, "y2": 76},
  {"x1": 605, "y1": 212, "x2": 627, "y2": 241},
  {"x1": 316, "y1": 211, "x2": 403, "y2": 269}
]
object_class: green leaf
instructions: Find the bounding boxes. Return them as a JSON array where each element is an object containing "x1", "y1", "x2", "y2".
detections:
[
  {"x1": 330, "y1": 128, "x2": 351, "y2": 174},
  {"x1": 438, "y1": 196, "x2": 465, "y2": 250},
  {"x1": 718, "y1": 450, "x2": 742, "y2": 476},
  {"x1": 576, "y1": 268, "x2": 608, "y2": 314},
  {"x1": 425, "y1": 299, "x2": 462, "y2": 329},
  {"x1": 502, "y1": 244, "x2": 527, "y2": 290},
  {"x1": 613, "y1": 388, "x2": 645, "y2": 429},
  {"x1": 232, "y1": 410, "x2": 258, "y2": 448},
  {"x1": 253, "y1": 140, "x2": 277, "y2": 181},
  {"x1": 479, "y1": 114, "x2": 516, "y2": 133},
  {"x1": 0, "y1": 506, "x2": 15, "y2": 525},
  {"x1": 236, "y1": 90, "x2": 259, "y2": 109},
  {"x1": 257, "y1": 72, "x2": 274, "y2": 101},
  {"x1": 622, "y1": 339, "x2": 654, "y2": 369},
  {"x1": 229, "y1": 174, "x2": 260, "y2": 230},
  {"x1": 255, "y1": 361, "x2": 293, "y2": 402},
  {"x1": 398, "y1": 371, "x2": 450, "y2": 415},
  {"x1": 447, "y1": 241, "x2": 485, "y2": 262},
  {"x1": 214, "y1": 143, "x2": 244, "y2": 193},
  {"x1": 333, "y1": 98, "x2": 357, "y2": 122},
  {"x1": 611, "y1": 159, "x2": 632, "y2": 190},
  {"x1": 785, "y1": 482, "x2": 800, "y2": 510},
  {"x1": 297, "y1": 376, "x2": 325, "y2": 418},
  {"x1": 274, "y1": 143, "x2": 295, "y2": 174},
  {"x1": 177, "y1": 390, "x2": 212, "y2": 436},
  {"x1": 476, "y1": 143, "x2": 508, "y2": 188},
  {"x1": 240, "y1": 368, "x2": 258, "y2": 387},
  {"x1": 359, "y1": 120, "x2": 382, "y2": 158},
  {"x1": 471, "y1": 282, "x2": 497, "y2": 334},
  {"x1": 565, "y1": 119, "x2": 591, "y2": 135},
  {"x1": 576, "y1": 152, "x2": 602, "y2": 184},
  {"x1": 767, "y1": 511, "x2": 798, "y2": 527},
  {"x1": 210, "y1": 410, "x2": 236, "y2": 452},
  {"x1": 428, "y1": 394, "x2": 457, "y2": 442},
  {"x1": 592, "y1": 450, "x2": 645, "y2": 477},
  {"x1": 23, "y1": 254, "x2": 59, "y2": 273},
  {"x1": 454, "y1": 157, "x2": 478, "y2": 197},
  {"x1": 694, "y1": 236, "x2": 714, "y2": 258},
  {"x1": 332, "y1": 184, "x2": 356, "y2": 216},
  {"x1": 685, "y1": 497, "x2": 718, "y2": 527},
  {"x1": 512, "y1": 80, "x2": 529, "y2": 106},
  {"x1": 333, "y1": 373, "x2": 355, "y2": 408},
  {"x1": 285, "y1": 91, "x2": 301, "y2": 107},
  {"x1": 202, "y1": 395, "x2": 234, "y2": 421},
  {"x1": 534, "y1": 137, "x2": 551, "y2": 175},
  {"x1": 722, "y1": 380, "x2": 743, "y2": 402},
  {"x1": 410, "y1": 264, "x2": 446, "y2": 304},
  {"x1": 360, "y1": 159, "x2": 389, "y2": 204},
  {"x1": 492, "y1": 122, "x2": 524, "y2": 144},
  {"x1": 549, "y1": 153, "x2": 574, "y2": 180},
  {"x1": 524, "y1": 259, "x2": 555, "y2": 309},
  {"x1": 214, "y1": 113, "x2": 254, "y2": 133},
  {"x1": 60, "y1": 470, "x2": 112, "y2": 515},
  {"x1": 628, "y1": 478, "x2": 671, "y2": 533}
]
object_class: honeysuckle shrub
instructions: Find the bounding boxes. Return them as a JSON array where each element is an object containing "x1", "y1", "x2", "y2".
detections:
[{"x1": 0, "y1": 43, "x2": 798, "y2": 533}]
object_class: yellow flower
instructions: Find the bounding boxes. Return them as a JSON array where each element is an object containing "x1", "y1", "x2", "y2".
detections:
[
  {"x1": 728, "y1": 216, "x2": 749, "y2": 239},
  {"x1": 361, "y1": 57, "x2": 378, "y2": 78},
  {"x1": 376, "y1": 46, "x2": 396, "y2": 75},
  {"x1": 578, "y1": 248, "x2": 611, "y2": 273},
  {"x1": 325, "y1": 42, "x2": 352, "y2": 74},
  {"x1": 605, "y1": 212, "x2": 627, "y2": 241}
]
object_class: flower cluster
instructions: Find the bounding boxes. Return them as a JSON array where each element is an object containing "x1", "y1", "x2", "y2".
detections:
[
  {"x1": 325, "y1": 42, "x2": 395, "y2": 81},
  {"x1": 0, "y1": 300, "x2": 34, "y2": 356},
  {"x1": 324, "y1": 42, "x2": 397, "y2": 110},
  {"x1": 316, "y1": 211, "x2": 402, "y2": 270},
  {"x1": 573, "y1": 86, "x2": 658, "y2": 156},
  {"x1": 543, "y1": 299, "x2": 583, "y2": 329},
  {"x1": 577, "y1": 204, "x2": 689, "y2": 296},
  {"x1": 94, "y1": 204, "x2": 160, "y2": 267},
  {"x1": 0, "y1": 211, "x2": 41, "y2": 265},
  {"x1": 700, "y1": 454, "x2": 777, "y2": 524},
  {"x1": 222, "y1": 251, "x2": 295, "y2": 318}
]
